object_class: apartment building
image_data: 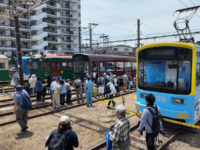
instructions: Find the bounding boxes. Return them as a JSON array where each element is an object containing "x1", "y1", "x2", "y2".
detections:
[{"x1": 0, "y1": 0, "x2": 81, "y2": 56}]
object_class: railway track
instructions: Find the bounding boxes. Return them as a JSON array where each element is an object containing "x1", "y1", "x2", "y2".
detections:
[
  {"x1": 0, "y1": 90, "x2": 135, "y2": 127},
  {"x1": 89, "y1": 125, "x2": 185, "y2": 150}
]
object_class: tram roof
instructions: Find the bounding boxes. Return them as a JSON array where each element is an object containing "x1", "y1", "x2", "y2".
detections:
[
  {"x1": 74, "y1": 54, "x2": 136, "y2": 59},
  {"x1": 41, "y1": 53, "x2": 72, "y2": 59}
]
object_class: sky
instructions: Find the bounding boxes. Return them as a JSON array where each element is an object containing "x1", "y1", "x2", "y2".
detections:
[{"x1": 81, "y1": 0, "x2": 200, "y2": 47}]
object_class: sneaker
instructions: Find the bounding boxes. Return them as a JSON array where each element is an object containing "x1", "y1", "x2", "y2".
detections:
[
  {"x1": 90, "y1": 104, "x2": 93, "y2": 106},
  {"x1": 82, "y1": 101, "x2": 85, "y2": 103},
  {"x1": 21, "y1": 126, "x2": 28, "y2": 133},
  {"x1": 86, "y1": 105, "x2": 89, "y2": 107},
  {"x1": 107, "y1": 106, "x2": 111, "y2": 109},
  {"x1": 62, "y1": 105, "x2": 66, "y2": 107}
]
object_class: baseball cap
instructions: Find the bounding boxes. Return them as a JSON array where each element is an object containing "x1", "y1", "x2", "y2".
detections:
[
  {"x1": 104, "y1": 73, "x2": 107, "y2": 76},
  {"x1": 59, "y1": 116, "x2": 70, "y2": 125}
]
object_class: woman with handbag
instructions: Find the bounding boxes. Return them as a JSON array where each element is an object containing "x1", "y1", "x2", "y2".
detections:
[{"x1": 29, "y1": 74, "x2": 37, "y2": 95}]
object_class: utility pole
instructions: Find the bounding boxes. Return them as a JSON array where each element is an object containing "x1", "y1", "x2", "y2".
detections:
[
  {"x1": 100, "y1": 34, "x2": 109, "y2": 47},
  {"x1": 14, "y1": 16, "x2": 24, "y2": 85},
  {"x1": 89, "y1": 23, "x2": 98, "y2": 52},
  {"x1": 137, "y1": 19, "x2": 140, "y2": 48},
  {"x1": 79, "y1": 26, "x2": 81, "y2": 53}
]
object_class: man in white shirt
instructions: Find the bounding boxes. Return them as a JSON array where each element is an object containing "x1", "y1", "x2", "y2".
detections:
[
  {"x1": 51, "y1": 77, "x2": 60, "y2": 109},
  {"x1": 107, "y1": 78, "x2": 116, "y2": 109}
]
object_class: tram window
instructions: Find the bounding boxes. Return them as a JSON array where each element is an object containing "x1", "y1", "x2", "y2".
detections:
[
  {"x1": 100, "y1": 62, "x2": 105, "y2": 72},
  {"x1": 106, "y1": 62, "x2": 115, "y2": 71},
  {"x1": 62, "y1": 62, "x2": 68, "y2": 70},
  {"x1": 26, "y1": 63, "x2": 31, "y2": 69},
  {"x1": 39, "y1": 62, "x2": 43, "y2": 69},
  {"x1": 0, "y1": 63, "x2": 5, "y2": 69},
  {"x1": 132, "y1": 62, "x2": 136, "y2": 70},
  {"x1": 196, "y1": 63, "x2": 200, "y2": 86},
  {"x1": 32, "y1": 62, "x2": 38, "y2": 69},
  {"x1": 178, "y1": 61, "x2": 191, "y2": 90},
  {"x1": 44, "y1": 62, "x2": 49, "y2": 70},
  {"x1": 125, "y1": 62, "x2": 131, "y2": 70},
  {"x1": 68, "y1": 62, "x2": 72, "y2": 69},
  {"x1": 116, "y1": 62, "x2": 124, "y2": 71}
]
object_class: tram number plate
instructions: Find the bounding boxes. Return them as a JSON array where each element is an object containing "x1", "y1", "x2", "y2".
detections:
[{"x1": 156, "y1": 96, "x2": 166, "y2": 103}]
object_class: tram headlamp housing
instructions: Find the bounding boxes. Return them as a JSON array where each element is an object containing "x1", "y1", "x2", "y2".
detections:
[
  {"x1": 173, "y1": 98, "x2": 184, "y2": 104},
  {"x1": 140, "y1": 93, "x2": 147, "y2": 98}
]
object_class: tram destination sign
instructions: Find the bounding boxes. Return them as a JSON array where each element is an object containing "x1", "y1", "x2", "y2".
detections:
[{"x1": 148, "y1": 49, "x2": 174, "y2": 57}]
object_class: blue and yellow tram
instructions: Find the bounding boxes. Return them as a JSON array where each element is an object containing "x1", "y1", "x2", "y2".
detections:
[{"x1": 136, "y1": 42, "x2": 200, "y2": 125}]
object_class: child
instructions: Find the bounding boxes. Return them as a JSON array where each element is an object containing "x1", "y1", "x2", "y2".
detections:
[{"x1": 93, "y1": 84, "x2": 98, "y2": 99}]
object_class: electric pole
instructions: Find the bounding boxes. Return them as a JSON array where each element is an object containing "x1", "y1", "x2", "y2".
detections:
[
  {"x1": 14, "y1": 16, "x2": 24, "y2": 85},
  {"x1": 137, "y1": 19, "x2": 140, "y2": 48},
  {"x1": 79, "y1": 26, "x2": 81, "y2": 53},
  {"x1": 89, "y1": 23, "x2": 98, "y2": 52},
  {"x1": 100, "y1": 34, "x2": 109, "y2": 47}
]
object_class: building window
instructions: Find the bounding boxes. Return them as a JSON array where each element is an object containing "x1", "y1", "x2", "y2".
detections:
[
  {"x1": 107, "y1": 62, "x2": 115, "y2": 71},
  {"x1": 116, "y1": 62, "x2": 124, "y2": 71},
  {"x1": 44, "y1": 62, "x2": 49, "y2": 70},
  {"x1": 114, "y1": 48, "x2": 118, "y2": 51},
  {"x1": 26, "y1": 62, "x2": 31, "y2": 69},
  {"x1": 124, "y1": 48, "x2": 129, "y2": 52},
  {"x1": 0, "y1": 63, "x2": 5, "y2": 69},
  {"x1": 39, "y1": 62, "x2": 43, "y2": 69},
  {"x1": 100, "y1": 62, "x2": 105, "y2": 72},
  {"x1": 132, "y1": 62, "x2": 136, "y2": 70},
  {"x1": 62, "y1": 62, "x2": 68, "y2": 70},
  {"x1": 125, "y1": 62, "x2": 131, "y2": 70}
]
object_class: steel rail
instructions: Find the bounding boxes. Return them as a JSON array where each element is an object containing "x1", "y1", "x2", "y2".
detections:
[
  {"x1": 0, "y1": 91, "x2": 135, "y2": 126},
  {"x1": 89, "y1": 124, "x2": 139, "y2": 150}
]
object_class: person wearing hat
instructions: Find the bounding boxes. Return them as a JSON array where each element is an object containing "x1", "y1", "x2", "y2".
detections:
[
  {"x1": 29, "y1": 74, "x2": 37, "y2": 95},
  {"x1": 13, "y1": 85, "x2": 30, "y2": 132},
  {"x1": 45, "y1": 72, "x2": 51, "y2": 94},
  {"x1": 51, "y1": 77, "x2": 60, "y2": 109},
  {"x1": 36, "y1": 76, "x2": 43, "y2": 103},
  {"x1": 66, "y1": 79, "x2": 72, "y2": 105},
  {"x1": 84, "y1": 76, "x2": 94, "y2": 106},
  {"x1": 46, "y1": 116, "x2": 79, "y2": 150},
  {"x1": 73, "y1": 75, "x2": 84, "y2": 104},
  {"x1": 57, "y1": 76, "x2": 62, "y2": 85},
  {"x1": 85, "y1": 73, "x2": 89, "y2": 83}
]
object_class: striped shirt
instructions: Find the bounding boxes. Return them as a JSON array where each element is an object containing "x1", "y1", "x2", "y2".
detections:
[{"x1": 110, "y1": 116, "x2": 130, "y2": 150}]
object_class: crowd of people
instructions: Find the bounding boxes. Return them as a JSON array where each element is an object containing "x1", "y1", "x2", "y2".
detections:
[{"x1": 13, "y1": 71, "x2": 165, "y2": 150}]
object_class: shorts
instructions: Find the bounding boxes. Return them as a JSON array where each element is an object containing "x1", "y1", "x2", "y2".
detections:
[
  {"x1": 93, "y1": 92, "x2": 97, "y2": 96},
  {"x1": 98, "y1": 86, "x2": 104, "y2": 94},
  {"x1": 123, "y1": 82, "x2": 127, "y2": 88}
]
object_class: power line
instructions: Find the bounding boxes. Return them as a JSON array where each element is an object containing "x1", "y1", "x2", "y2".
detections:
[
  {"x1": 141, "y1": 21, "x2": 160, "y2": 33},
  {"x1": 189, "y1": 0, "x2": 196, "y2": 6}
]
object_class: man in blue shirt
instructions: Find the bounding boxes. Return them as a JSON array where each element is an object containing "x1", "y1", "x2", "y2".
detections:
[
  {"x1": 138, "y1": 94, "x2": 161, "y2": 150},
  {"x1": 84, "y1": 76, "x2": 94, "y2": 106},
  {"x1": 13, "y1": 85, "x2": 30, "y2": 132},
  {"x1": 13, "y1": 71, "x2": 18, "y2": 86},
  {"x1": 109, "y1": 71, "x2": 113, "y2": 79}
]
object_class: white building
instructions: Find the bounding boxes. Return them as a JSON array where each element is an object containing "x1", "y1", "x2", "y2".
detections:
[{"x1": 0, "y1": 0, "x2": 81, "y2": 56}]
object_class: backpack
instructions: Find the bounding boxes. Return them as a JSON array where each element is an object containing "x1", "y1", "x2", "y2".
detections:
[
  {"x1": 146, "y1": 105, "x2": 162, "y2": 133},
  {"x1": 18, "y1": 92, "x2": 32, "y2": 110},
  {"x1": 97, "y1": 78, "x2": 102, "y2": 86},
  {"x1": 46, "y1": 130, "x2": 71, "y2": 150},
  {"x1": 105, "y1": 83, "x2": 111, "y2": 94}
]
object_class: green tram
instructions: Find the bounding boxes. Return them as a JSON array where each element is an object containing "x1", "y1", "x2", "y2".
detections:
[
  {"x1": 0, "y1": 54, "x2": 10, "y2": 82},
  {"x1": 30, "y1": 52, "x2": 73, "y2": 81}
]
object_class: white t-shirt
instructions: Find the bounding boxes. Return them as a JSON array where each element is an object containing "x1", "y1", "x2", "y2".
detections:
[
  {"x1": 93, "y1": 72, "x2": 97, "y2": 78},
  {"x1": 51, "y1": 81, "x2": 58, "y2": 91},
  {"x1": 109, "y1": 82, "x2": 116, "y2": 95}
]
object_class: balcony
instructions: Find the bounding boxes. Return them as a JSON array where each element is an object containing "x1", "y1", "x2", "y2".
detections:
[
  {"x1": 61, "y1": 5, "x2": 73, "y2": 9},
  {"x1": 43, "y1": 19, "x2": 56, "y2": 24},
  {"x1": 44, "y1": 46, "x2": 57, "y2": 50},
  {"x1": 0, "y1": 44, "x2": 16, "y2": 48},
  {"x1": 43, "y1": 10, "x2": 57, "y2": 16},
  {"x1": 44, "y1": 28, "x2": 57, "y2": 33},
  {"x1": 19, "y1": 14, "x2": 29, "y2": 19},
  {"x1": 61, "y1": 23, "x2": 73, "y2": 26},
  {"x1": 46, "y1": 2, "x2": 56, "y2": 7},
  {"x1": 21, "y1": 34, "x2": 30, "y2": 39},
  {"x1": 61, "y1": 14, "x2": 73, "y2": 18},
  {"x1": 20, "y1": 24, "x2": 29, "y2": 29},
  {"x1": 44, "y1": 37, "x2": 56, "y2": 41},
  {"x1": 63, "y1": 39, "x2": 74, "y2": 43}
]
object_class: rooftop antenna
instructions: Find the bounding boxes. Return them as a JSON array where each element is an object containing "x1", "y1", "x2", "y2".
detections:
[{"x1": 173, "y1": 5, "x2": 200, "y2": 43}]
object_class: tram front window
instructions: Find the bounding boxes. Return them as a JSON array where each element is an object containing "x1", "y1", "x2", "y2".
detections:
[
  {"x1": 138, "y1": 60, "x2": 191, "y2": 94},
  {"x1": 74, "y1": 61, "x2": 89, "y2": 74}
]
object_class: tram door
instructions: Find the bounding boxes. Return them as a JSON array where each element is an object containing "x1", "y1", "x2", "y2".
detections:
[{"x1": 51, "y1": 62, "x2": 60, "y2": 77}]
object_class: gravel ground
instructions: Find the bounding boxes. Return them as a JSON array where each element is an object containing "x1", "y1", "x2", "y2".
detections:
[{"x1": 0, "y1": 90, "x2": 200, "y2": 150}]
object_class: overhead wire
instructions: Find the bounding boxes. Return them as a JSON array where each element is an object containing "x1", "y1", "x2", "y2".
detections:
[{"x1": 141, "y1": 21, "x2": 160, "y2": 33}]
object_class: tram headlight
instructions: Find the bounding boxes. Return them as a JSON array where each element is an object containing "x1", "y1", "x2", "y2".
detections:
[
  {"x1": 140, "y1": 93, "x2": 147, "y2": 98},
  {"x1": 173, "y1": 98, "x2": 184, "y2": 104}
]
